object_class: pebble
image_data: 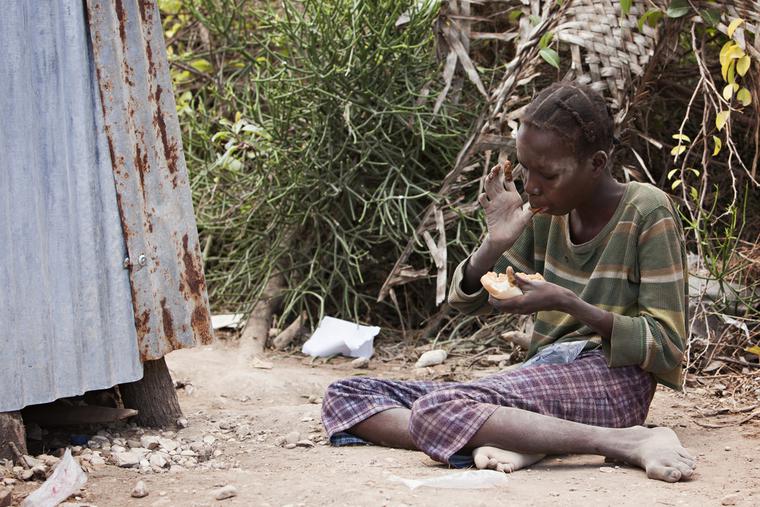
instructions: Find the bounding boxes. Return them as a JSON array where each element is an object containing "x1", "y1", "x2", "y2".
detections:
[
  {"x1": 295, "y1": 440, "x2": 314, "y2": 448},
  {"x1": 213, "y1": 485, "x2": 238, "y2": 501},
  {"x1": 203, "y1": 435, "x2": 216, "y2": 445},
  {"x1": 141, "y1": 436, "x2": 161, "y2": 450},
  {"x1": 114, "y1": 451, "x2": 140, "y2": 468},
  {"x1": 284, "y1": 443, "x2": 296, "y2": 449},
  {"x1": 307, "y1": 395, "x2": 322, "y2": 404},
  {"x1": 724, "y1": 446, "x2": 732, "y2": 451},
  {"x1": 177, "y1": 418, "x2": 189, "y2": 429},
  {"x1": 350, "y1": 357, "x2": 369, "y2": 369},
  {"x1": 131, "y1": 480, "x2": 149, "y2": 498},
  {"x1": 598, "y1": 467, "x2": 614, "y2": 473},
  {"x1": 159, "y1": 438, "x2": 179, "y2": 452},
  {"x1": 721, "y1": 493, "x2": 742, "y2": 506},
  {"x1": 284, "y1": 431, "x2": 300, "y2": 445},
  {"x1": 415, "y1": 349, "x2": 447, "y2": 368}
]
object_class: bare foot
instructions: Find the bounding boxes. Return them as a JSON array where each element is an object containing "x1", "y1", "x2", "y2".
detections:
[
  {"x1": 472, "y1": 446, "x2": 545, "y2": 473},
  {"x1": 627, "y1": 426, "x2": 696, "y2": 482}
]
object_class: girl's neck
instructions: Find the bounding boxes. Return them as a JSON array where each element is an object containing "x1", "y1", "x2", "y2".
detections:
[{"x1": 570, "y1": 177, "x2": 626, "y2": 234}]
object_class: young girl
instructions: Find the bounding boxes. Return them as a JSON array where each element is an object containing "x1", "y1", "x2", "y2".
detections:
[{"x1": 321, "y1": 82, "x2": 695, "y2": 482}]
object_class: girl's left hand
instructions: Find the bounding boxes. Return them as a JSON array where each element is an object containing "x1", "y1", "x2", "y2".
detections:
[{"x1": 488, "y1": 273, "x2": 576, "y2": 314}]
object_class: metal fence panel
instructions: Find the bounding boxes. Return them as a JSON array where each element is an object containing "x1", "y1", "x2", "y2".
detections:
[
  {"x1": 85, "y1": 0, "x2": 213, "y2": 360},
  {"x1": 0, "y1": 1, "x2": 143, "y2": 412}
]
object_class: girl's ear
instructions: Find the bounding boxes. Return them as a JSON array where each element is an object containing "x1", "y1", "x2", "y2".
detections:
[{"x1": 590, "y1": 150, "x2": 608, "y2": 175}]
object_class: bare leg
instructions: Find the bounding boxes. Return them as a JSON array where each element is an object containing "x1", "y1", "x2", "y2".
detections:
[
  {"x1": 350, "y1": 408, "x2": 416, "y2": 450},
  {"x1": 466, "y1": 407, "x2": 695, "y2": 482}
]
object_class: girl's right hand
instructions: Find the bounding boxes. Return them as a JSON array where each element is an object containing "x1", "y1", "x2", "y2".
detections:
[{"x1": 477, "y1": 161, "x2": 535, "y2": 247}]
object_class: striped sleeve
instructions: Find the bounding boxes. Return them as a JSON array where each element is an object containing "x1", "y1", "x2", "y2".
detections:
[
  {"x1": 448, "y1": 221, "x2": 536, "y2": 315},
  {"x1": 607, "y1": 206, "x2": 687, "y2": 388}
]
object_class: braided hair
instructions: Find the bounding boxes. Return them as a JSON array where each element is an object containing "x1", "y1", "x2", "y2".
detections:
[{"x1": 521, "y1": 82, "x2": 615, "y2": 159}]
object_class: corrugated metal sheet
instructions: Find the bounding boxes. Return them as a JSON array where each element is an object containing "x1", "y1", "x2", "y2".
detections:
[
  {"x1": 85, "y1": 0, "x2": 214, "y2": 359},
  {"x1": 0, "y1": 1, "x2": 143, "y2": 412}
]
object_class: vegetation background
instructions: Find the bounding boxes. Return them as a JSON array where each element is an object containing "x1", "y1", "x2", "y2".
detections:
[{"x1": 158, "y1": 0, "x2": 758, "y2": 379}]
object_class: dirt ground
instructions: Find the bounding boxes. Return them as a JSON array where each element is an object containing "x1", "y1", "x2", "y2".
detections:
[{"x1": 10, "y1": 340, "x2": 760, "y2": 506}]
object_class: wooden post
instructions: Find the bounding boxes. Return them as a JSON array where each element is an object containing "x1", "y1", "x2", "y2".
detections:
[
  {"x1": 119, "y1": 357, "x2": 182, "y2": 428},
  {"x1": 0, "y1": 411, "x2": 26, "y2": 463}
]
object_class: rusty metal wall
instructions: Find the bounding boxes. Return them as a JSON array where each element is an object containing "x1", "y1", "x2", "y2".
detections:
[
  {"x1": 85, "y1": 0, "x2": 214, "y2": 360},
  {"x1": 0, "y1": 0, "x2": 143, "y2": 412}
]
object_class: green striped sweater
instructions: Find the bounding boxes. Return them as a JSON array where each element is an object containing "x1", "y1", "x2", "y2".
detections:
[{"x1": 449, "y1": 182, "x2": 688, "y2": 390}]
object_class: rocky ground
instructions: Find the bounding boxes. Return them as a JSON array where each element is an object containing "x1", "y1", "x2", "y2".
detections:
[{"x1": 2, "y1": 339, "x2": 759, "y2": 506}]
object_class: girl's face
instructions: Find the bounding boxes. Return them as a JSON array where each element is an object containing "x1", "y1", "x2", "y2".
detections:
[{"x1": 515, "y1": 125, "x2": 595, "y2": 215}]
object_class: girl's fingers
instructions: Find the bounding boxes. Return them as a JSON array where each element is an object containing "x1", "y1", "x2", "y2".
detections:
[
  {"x1": 484, "y1": 164, "x2": 503, "y2": 199},
  {"x1": 477, "y1": 192, "x2": 489, "y2": 209}
]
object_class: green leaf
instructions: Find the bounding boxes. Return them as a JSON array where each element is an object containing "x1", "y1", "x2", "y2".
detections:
[
  {"x1": 667, "y1": 168, "x2": 679, "y2": 180},
  {"x1": 723, "y1": 84, "x2": 734, "y2": 100},
  {"x1": 687, "y1": 168, "x2": 700, "y2": 177},
  {"x1": 528, "y1": 14, "x2": 541, "y2": 25},
  {"x1": 671, "y1": 145, "x2": 687, "y2": 156},
  {"x1": 539, "y1": 47, "x2": 560, "y2": 69},
  {"x1": 621, "y1": 0, "x2": 632, "y2": 15},
  {"x1": 637, "y1": 9, "x2": 663, "y2": 31},
  {"x1": 727, "y1": 18, "x2": 744, "y2": 38},
  {"x1": 158, "y1": 0, "x2": 182, "y2": 15},
  {"x1": 672, "y1": 133, "x2": 691, "y2": 143},
  {"x1": 671, "y1": 179, "x2": 683, "y2": 190},
  {"x1": 712, "y1": 136, "x2": 722, "y2": 156},
  {"x1": 190, "y1": 58, "x2": 213, "y2": 73},
  {"x1": 737, "y1": 55, "x2": 751, "y2": 76},
  {"x1": 689, "y1": 186, "x2": 698, "y2": 201},
  {"x1": 666, "y1": 0, "x2": 690, "y2": 18},
  {"x1": 715, "y1": 110, "x2": 729, "y2": 131},
  {"x1": 746, "y1": 345, "x2": 760, "y2": 358},
  {"x1": 727, "y1": 60, "x2": 736, "y2": 85},
  {"x1": 700, "y1": 8, "x2": 720, "y2": 26},
  {"x1": 539, "y1": 31, "x2": 554, "y2": 49},
  {"x1": 737, "y1": 88, "x2": 752, "y2": 106},
  {"x1": 508, "y1": 10, "x2": 523, "y2": 22}
]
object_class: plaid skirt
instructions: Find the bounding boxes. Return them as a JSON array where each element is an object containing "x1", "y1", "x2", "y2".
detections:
[{"x1": 321, "y1": 351, "x2": 655, "y2": 466}]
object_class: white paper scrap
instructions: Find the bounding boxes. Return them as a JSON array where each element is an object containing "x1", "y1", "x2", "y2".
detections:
[
  {"x1": 211, "y1": 313, "x2": 245, "y2": 330},
  {"x1": 301, "y1": 316, "x2": 380, "y2": 359}
]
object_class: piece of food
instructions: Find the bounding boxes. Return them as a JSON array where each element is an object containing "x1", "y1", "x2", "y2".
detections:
[
  {"x1": 480, "y1": 267, "x2": 544, "y2": 300},
  {"x1": 502, "y1": 160, "x2": 514, "y2": 182}
]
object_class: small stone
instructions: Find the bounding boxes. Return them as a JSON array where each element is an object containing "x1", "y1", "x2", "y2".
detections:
[
  {"x1": 0, "y1": 488, "x2": 11, "y2": 507},
  {"x1": 158, "y1": 438, "x2": 178, "y2": 452},
  {"x1": 90, "y1": 435, "x2": 110, "y2": 445},
  {"x1": 2, "y1": 479, "x2": 16, "y2": 486},
  {"x1": 721, "y1": 493, "x2": 742, "y2": 506},
  {"x1": 131, "y1": 480, "x2": 149, "y2": 498},
  {"x1": 177, "y1": 418, "x2": 189, "y2": 429},
  {"x1": 90, "y1": 454, "x2": 106, "y2": 466},
  {"x1": 31, "y1": 465, "x2": 47, "y2": 479},
  {"x1": 20, "y1": 469, "x2": 34, "y2": 481},
  {"x1": 213, "y1": 485, "x2": 238, "y2": 501},
  {"x1": 111, "y1": 445, "x2": 126, "y2": 453},
  {"x1": 284, "y1": 432, "x2": 300, "y2": 445},
  {"x1": 284, "y1": 443, "x2": 296, "y2": 449},
  {"x1": 213, "y1": 450, "x2": 223, "y2": 458},
  {"x1": 127, "y1": 439, "x2": 142, "y2": 449},
  {"x1": 139, "y1": 459, "x2": 150, "y2": 469},
  {"x1": 202, "y1": 436, "x2": 216, "y2": 445},
  {"x1": 235, "y1": 424, "x2": 251, "y2": 440},
  {"x1": 180, "y1": 450, "x2": 196, "y2": 457},
  {"x1": 37, "y1": 454, "x2": 60, "y2": 468},
  {"x1": 21, "y1": 455, "x2": 41, "y2": 468},
  {"x1": 295, "y1": 440, "x2": 314, "y2": 448},
  {"x1": 114, "y1": 451, "x2": 140, "y2": 468},
  {"x1": 350, "y1": 357, "x2": 369, "y2": 369},
  {"x1": 415, "y1": 349, "x2": 447, "y2": 368},
  {"x1": 724, "y1": 446, "x2": 732, "y2": 451},
  {"x1": 141, "y1": 436, "x2": 161, "y2": 450},
  {"x1": 149, "y1": 453, "x2": 169, "y2": 469},
  {"x1": 307, "y1": 395, "x2": 322, "y2": 404},
  {"x1": 598, "y1": 467, "x2": 614, "y2": 473}
]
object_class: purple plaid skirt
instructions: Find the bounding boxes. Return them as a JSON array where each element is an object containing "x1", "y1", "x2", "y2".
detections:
[{"x1": 321, "y1": 351, "x2": 655, "y2": 465}]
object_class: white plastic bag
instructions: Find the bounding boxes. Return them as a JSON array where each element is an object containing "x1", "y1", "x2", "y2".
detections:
[
  {"x1": 301, "y1": 316, "x2": 379, "y2": 358},
  {"x1": 389, "y1": 470, "x2": 509, "y2": 490},
  {"x1": 21, "y1": 449, "x2": 87, "y2": 507}
]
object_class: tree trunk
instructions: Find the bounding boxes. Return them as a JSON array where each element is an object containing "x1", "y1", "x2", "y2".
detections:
[
  {"x1": 239, "y1": 273, "x2": 285, "y2": 358},
  {"x1": 0, "y1": 411, "x2": 26, "y2": 462},
  {"x1": 119, "y1": 357, "x2": 182, "y2": 428}
]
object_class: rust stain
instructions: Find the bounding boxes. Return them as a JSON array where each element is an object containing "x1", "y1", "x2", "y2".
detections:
[
  {"x1": 191, "y1": 305, "x2": 213, "y2": 344},
  {"x1": 114, "y1": 0, "x2": 128, "y2": 49},
  {"x1": 137, "y1": 0, "x2": 153, "y2": 25},
  {"x1": 134, "y1": 138, "x2": 148, "y2": 200},
  {"x1": 160, "y1": 297, "x2": 181, "y2": 348},
  {"x1": 180, "y1": 234, "x2": 206, "y2": 296},
  {"x1": 153, "y1": 85, "x2": 179, "y2": 184}
]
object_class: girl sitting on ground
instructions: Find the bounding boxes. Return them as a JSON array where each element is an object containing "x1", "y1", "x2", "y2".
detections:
[{"x1": 321, "y1": 82, "x2": 695, "y2": 483}]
